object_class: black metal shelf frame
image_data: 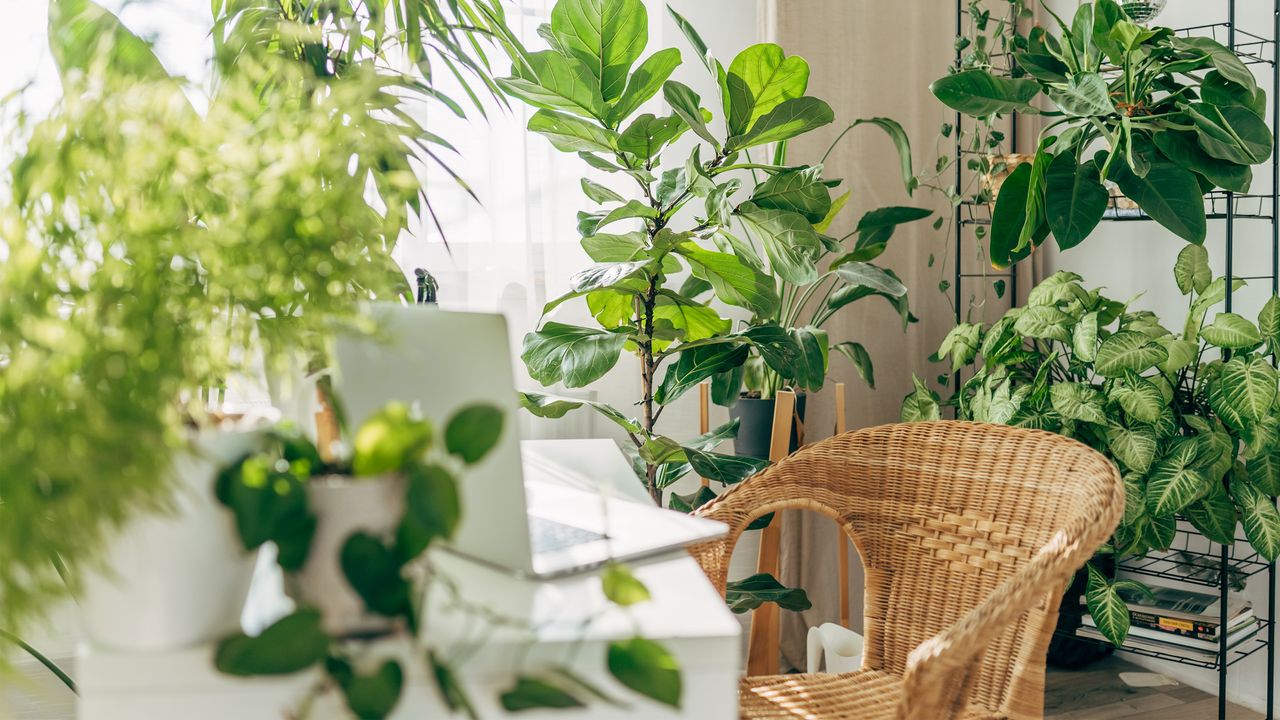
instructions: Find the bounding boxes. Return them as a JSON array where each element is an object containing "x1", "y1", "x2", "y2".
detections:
[{"x1": 949, "y1": 3, "x2": 1280, "y2": 718}]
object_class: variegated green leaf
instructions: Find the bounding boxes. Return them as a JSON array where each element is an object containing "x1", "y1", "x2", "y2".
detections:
[
  {"x1": 901, "y1": 376, "x2": 941, "y2": 422},
  {"x1": 1084, "y1": 563, "x2": 1131, "y2": 646},
  {"x1": 1050, "y1": 383, "x2": 1107, "y2": 424},
  {"x1": 1145, "y1": 439, "x2": 1208, "y2": 516},
  {"x1": 1108, "y1": 425, "x2": 1157, "y2": 474},
  {"x1": 1073, "y1": 311, "x2": 1099, "y2": 362},
  {"x1": 1094, "y1": 331, "x2": 1168, "y2": 377},
  {"x1": 1173, "y1": 244, "x2": 1212, "y2": 296},
  {"x1": 1233, "y1": 478, "x2": 1280, "y2": 561},
  {"x1": 1208, "y1": 355, "x2": 1277, "y2": 430},
  {"x1": 1200, "y1": 313, "x2": 1263, "y2": 349},
  {"x1": 1013, "y1": 306, "x2": 1072, "y2": 342},
  {"x1": 1247, "y1": 452, "x2": 1280, "y2": 496},
  {"x1": 1108, "y1": 374, "x2": 1164, "y2": 424}
]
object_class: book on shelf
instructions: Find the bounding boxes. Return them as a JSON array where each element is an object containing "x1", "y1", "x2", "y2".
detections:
[
  {"x1": 1081, "y1": 583, "x2": 1253, "y2": 636},
  {"x1": 1082, "y1": 615, "x2": 1258, "y2": 652},
  {"x1": 1076, "y1": 622, "x2": 1259, "y2": 663}
]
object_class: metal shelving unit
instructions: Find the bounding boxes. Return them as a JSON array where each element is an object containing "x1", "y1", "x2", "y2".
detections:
[{"x1": 949, "y1": 2, "x2": 1280, "y2": 718}]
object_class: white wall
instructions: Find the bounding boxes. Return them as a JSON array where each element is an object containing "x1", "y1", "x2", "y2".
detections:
[{"x1": 1045, "y1": 1, "x2": 1278, "y2": 712}]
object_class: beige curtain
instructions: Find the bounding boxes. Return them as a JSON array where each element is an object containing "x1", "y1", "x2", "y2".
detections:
[{"x1": 761, "y1": 0, "x2": 1051, "y2": 669}]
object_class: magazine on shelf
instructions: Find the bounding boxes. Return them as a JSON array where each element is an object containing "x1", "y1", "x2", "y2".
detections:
[{"x1": 1082, "y1": 583, "x2": 1254, "y2": 633}]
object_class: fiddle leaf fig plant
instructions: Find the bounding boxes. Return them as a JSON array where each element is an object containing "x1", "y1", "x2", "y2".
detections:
[
  {"x1": 931, "y1": 0, "x2": 1272, "y2": 266},
  {"x1": 904, "y1": 248, "x2": 1280, "y2": 646},
  {"x1": 504, "y1": 0, "x2": 921, "y2": 511}
]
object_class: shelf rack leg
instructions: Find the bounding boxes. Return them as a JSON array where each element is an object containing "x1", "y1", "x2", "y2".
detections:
[{"x1": 1270, "y1": 0, "x2": 1279, "y2": 716}]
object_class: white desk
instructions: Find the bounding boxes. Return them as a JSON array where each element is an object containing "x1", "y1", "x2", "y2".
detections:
[{"x1": 77, "y1": 440, "x2": 741, "y2": 719}]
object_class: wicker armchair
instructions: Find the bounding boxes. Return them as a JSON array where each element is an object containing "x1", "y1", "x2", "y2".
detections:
[{"x1": 690, "y1": 421, "x2": 1123, "y2": 720}]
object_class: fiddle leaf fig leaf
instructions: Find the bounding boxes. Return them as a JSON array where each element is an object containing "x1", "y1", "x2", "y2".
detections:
[
  {"x1": 498, "y1": 50, "x2": 606, "y2": 120},
  {"x1": 607, "y1": 638, "x2": 682, "y2": 709},
  {"x1": 609, "y1": 48, "x2": 682, "y2": 124},
  {"x1": 735, "y1": 203, "x2": 822, "y2": 285},
  {"x1": 662, "y1": 80, "x2": 719, "y2": 149},
  {"x1": 654, "y1": 342, "x2": 749, "y2": 405},
  {"x1": 929, "y1": 69, "x2": 1040, "y2": 116},
  {"x1": 528, "y1": 109, "x2": 619, "y2": 153},
  {"x1": 522, "y1": 322, "x2": 629, "y2": 388},
  {"x1": 618, "y1": 113, "x2": 688, "y2": 159},
  {"x1": 549, "y1": 0, "x2": 647, "y2": 103},
  {"x1": 676, "y1": 243, "x2": 780, "y2": 317},
  {"x1": 728, "y1": 96, "x2": 834, "y2": 150},
  {"x1": 1094, "y1": 331, "x2": 1168, "y2": 377},
  {"x1": 581, "y1": 178, "x2": 625, "y2": 205},
  {"x1": 726, "y1": 43, "x2": 809, "y2": 134},
  {"x1": 518, "y1": 392, "x2": 643, "y2": 434},
  {"x1": 748, "y1": 166, "x2": 831, "y2": 223}
]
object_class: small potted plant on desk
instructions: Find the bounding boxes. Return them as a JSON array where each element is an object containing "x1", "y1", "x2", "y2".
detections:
[{"x1": 214, "y1": 400, "x2": 688, "y2": 717}]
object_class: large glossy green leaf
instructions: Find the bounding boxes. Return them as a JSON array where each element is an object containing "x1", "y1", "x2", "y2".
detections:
[
  {"x1": 1045, "y1": 152, "x2": 1107, "y2": 250},
  {"x1": 743, "y1": 324, "x2": 803, "y2": 375},
  {"x1": 1013, "y1": 51, "x2": 1069, "y2": 84},
  {"x1": 549, "y1": 0, "x2": 647, "y2": 102},
  {"x1": 527, "y1": 109, "x2": 618, "y2": 153},
  {"x1": 654, "y1": 342, "x2": 749, "y2": 405},
  {"x1": 401, "y1": 463, "x2": 462, "y2": 556},
  {"x1": 609, "y1": 48, "x2": 681, "y2": 124},
  {"x1": 728, "y1": 96, "x2": 834, "y2": 150},
  {"x1": 1185, "y1": 103, "x2": 1273, "y2": 166},
  {"x1": 607, "y1": 637, "x2": 682, "y2": 708},
  {"x1": 331, "y1": 659, "x2": 404, "y2": 720},
  {"x1": 989, "y1": 163, "x2": 1048, "y2": 267},
  {"x1": 748, "y1": 167, "x2": 830, "y2": 223},
  {"x1": 834, "y1": 261, "x2": 908, "y2": 299},
  {"x1": 581, "y1": 231, "x2": 646, "y2": 262},
  {"x1": 845, "y1": 118, "x2": 917, "y2": 195},
  {"x1": 1200, "y1": 312, "x2": 1263, "y2": 349},
  {"x1": 1208, "y1": 355, "x2": 1277, "y2": 428},
  {"x1": 676, "y1": 243, "x2": 779, "y2": 317},
  {"x1": 522, "y1": 322, "x2": 628, "y2": 388},
  {"x1": 833, "y1": 341, "x2": 875, "y2": 388},
  {"x1": 341, "y1": 533, "x2": 412, "y2": 618},
  {"x1": 654, "y1": 291, "x2": 730, "y2": 343},
  {"x1": 617, "y1": 113, "x2": 687, "y2": 159},
  {"x1": 1233, "y1": 479, "x2": 1280, "y2": 561},
  {"x1": 831, "y1": 206, "x2": 933, "y2": 265},
  {"x1": 725, "y1": 573, "x2": 812, "y2": 614},
  {"x1": 665, "y1": 5, "x2": 730, "y2": 118},
  {"x1": 499, "y1": 50, "x2": 605, "y2": 120},
  {"x1": 1153, "y1": 130, "x2": 1252, "y2": 194},
  {"x1": 1094, "y1": 331, "x2": 1168, "y2": 377},
  {"x1": 215, "y1": 610, "x2": 329, "y2": 676},
  {"x1": 929, "y1": 69, "x2": 1040, "y2": 116},
  {"x1": 1107, "y1": 146, "x2": 1206, "y2": 244},
  {"x1": 735, "y1": 203, "x2": 821, "y2": 285},
  {"x1": 1247, "y1": 452, "x2": 1280, "y2": 496},
  {"x1": 662, "y1": 80, "x2": 718, "y2": 148},
  {"x1": 1084, "y1": 563, "x2": 1132, "y2": 646},
  {"x1": 790, "y1": 326, "x2": 829, "y2": 392},
  {"x1": 1201, "y1": 69, "x2": 1267, "y2": 117},
  {"x1": 1171, "y1": 36, "x2": 1257, "y2": 91},
  {"x1": 1049, "y1": 72, "x2": 1113, "y2": 116},
  {"x1": 1146, "y1": 439, "x2": 1209, "y2": 516},
  {"x1": 726, "y1": 43, "x2": 809, "y2": 135},
  {"x1": 49, "y1": 0, "x2": 174, "y2": 82}
]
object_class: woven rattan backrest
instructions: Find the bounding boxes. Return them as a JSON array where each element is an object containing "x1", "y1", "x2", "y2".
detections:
[{"x1": 690, "y1": 421, "x2": 1122, "y2": 717}]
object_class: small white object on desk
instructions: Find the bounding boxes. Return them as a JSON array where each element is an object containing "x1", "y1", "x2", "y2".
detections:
[{"x1": 77, "y1": 440, "x2": 741, "y2": 719}]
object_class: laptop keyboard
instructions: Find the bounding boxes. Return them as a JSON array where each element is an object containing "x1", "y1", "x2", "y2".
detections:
[{"x1": 529, "y1": 516, "x2": 606, "y2": 554}]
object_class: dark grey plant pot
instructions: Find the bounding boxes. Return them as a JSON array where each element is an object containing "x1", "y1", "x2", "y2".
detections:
[{"x1": 729, "y1": 393, "x2": 807, "y2": 460}]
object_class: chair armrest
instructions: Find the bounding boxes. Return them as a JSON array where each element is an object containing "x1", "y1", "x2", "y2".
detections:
[{"x1": 894, "y1": 528, "x2": 1086, "y2": 720}]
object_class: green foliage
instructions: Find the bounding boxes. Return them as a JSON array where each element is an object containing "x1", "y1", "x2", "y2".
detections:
[
  {"x1": 606, "y1": 637, "x2": 683, "y2": 709},
  {"x1": 932, "y1": 1, "x2": 1271, "y2": 264},
  {"x1": 725, "y1": 573, "x2": 814, "y2": 614},
  {"x1": 907, "y1": 254, "x2": 1280, "y2": 645}
]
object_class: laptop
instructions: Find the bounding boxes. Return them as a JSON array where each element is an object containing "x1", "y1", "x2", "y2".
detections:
[{"x1": 331, "y1": 304, "x2": 727, "y2": 578}]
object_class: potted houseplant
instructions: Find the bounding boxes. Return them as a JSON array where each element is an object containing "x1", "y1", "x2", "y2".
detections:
[
  {"x1": 930, "y1": 0, "x2": 1272, "y2": 266},
  {"x1": 904, "y1": 247, "x2": 1280, "y2": 648},
  {"x1": 214, "y1": 402, "x2": 687, "y2": 718},
  {"x1": 1, "y1": 0, "x2": 487, "y2": 656},
  {"x1": 715, "y1": 193, "x2": 928, "y2": 460}
]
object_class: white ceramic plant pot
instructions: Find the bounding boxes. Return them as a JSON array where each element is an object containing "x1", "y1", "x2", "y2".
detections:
[
  {"x1": 289, "y1": 474, "x2": 405, "y2": 637},
  {"x1": 80, "y1": 428, "x2": 262, "y2": 652},
  {"x1": 806, "y1": 622, "x2": 864, "y2": 674}
]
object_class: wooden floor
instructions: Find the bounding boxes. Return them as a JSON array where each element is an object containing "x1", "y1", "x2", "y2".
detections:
[
  {"x1": 1, "y1": 652, "x2": 1268, "y2": 719},
  {"x1": 1046, "y1": 656, "x2": 1263, "y2": 720}
]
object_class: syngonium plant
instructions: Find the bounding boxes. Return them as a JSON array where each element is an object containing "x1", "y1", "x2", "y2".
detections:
[
  {"x1": 930, "y1": 0, "x2": 1272, "y2": 267},
  {"x1": 498, "y1": 0, "x2": 920, "y2": 506},
  {"x1": 902, "y1": 247, "x2": 1280, "y2": 646}
]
